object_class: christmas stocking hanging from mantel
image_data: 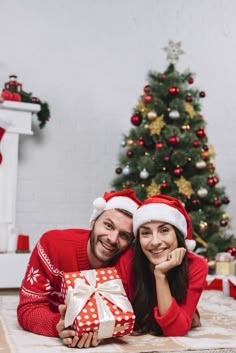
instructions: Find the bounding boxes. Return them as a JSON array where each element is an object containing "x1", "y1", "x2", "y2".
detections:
[{"x1": 0, "y1": 118, "x2": 12, "y2": 164}]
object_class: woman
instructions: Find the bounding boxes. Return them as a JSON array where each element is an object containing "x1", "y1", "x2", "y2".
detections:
[{"x1": 116, "y1": 194, "x2": 208, "y2": 337}]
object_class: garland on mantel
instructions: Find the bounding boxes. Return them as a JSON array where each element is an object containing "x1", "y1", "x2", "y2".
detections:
[{"x1": 0, "y1": 75, "x2": 50, "y2": 129}]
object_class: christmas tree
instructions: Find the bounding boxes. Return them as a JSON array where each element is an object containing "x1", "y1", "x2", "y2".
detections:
[{"x1": 112, "y1": 41, "x2": 236, "y2": 260}]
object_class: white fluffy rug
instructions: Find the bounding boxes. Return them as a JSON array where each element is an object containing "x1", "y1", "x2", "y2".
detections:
[{"x1": 0, "y1": 290, "x2": 236, "y2": 353}]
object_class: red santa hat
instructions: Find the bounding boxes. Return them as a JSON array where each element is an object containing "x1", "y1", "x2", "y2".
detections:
[
  {"x1": 89, "y1": 189, "x2": 142, "y2": 227},
  {"x1": 133, "y1": 194, "x2": 196, "y2": 251}
]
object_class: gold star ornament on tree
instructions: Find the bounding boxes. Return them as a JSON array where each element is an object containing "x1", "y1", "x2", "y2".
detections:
[
  {"x1": 174, "y1": 176, "x2": 194, "y2": 197},
  {"x1": 146, "y1": 181, "x2": 161, "y2": 197},
  {"x1": 148, "y1": 114, "x2": 165, "y2": 135},
  {"x1": 184, "y1": 102, "x2": 196, "y2": 118}
]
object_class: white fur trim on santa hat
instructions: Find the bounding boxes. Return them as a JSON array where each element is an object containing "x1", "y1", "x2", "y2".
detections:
[
  {"x1": 89, "y1": 196, "x2": 139, "y2": 227},
  {"x1": 133, "y1": 203, "x2": 187, "y2": 237}
]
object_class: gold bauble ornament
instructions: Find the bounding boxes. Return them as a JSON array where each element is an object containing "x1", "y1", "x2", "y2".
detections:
[
  {"x1": 127, "y1": 139, "x2": 134, "y2": 146},
  {"x1": 149, "y1": 114, "x2": 165, "y2": 135},
  {"x1": 181, "y1": 124, "x2": 190, "y2": 131},
  {"x1": 222, "y1": 213, "x2": 230, "y2": 220},
  {"x1": 199, "y1": 220, "x2": 208, "y2": 232},
  {"x1": 147, "y1": 110, "x2": 157, "y2": 121}
]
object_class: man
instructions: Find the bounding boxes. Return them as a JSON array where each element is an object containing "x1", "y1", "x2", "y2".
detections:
[{"x1": 17, "y1": 189, "x2": 141, "y2": 344}]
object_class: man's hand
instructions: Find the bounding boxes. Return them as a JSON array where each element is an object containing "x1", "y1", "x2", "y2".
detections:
[
  {"x1": 56, "y1": 304, "x2": 102, "y2": 348},
  {"x1": 56, "y1": 304, "x2": 77, "y2": 347}
]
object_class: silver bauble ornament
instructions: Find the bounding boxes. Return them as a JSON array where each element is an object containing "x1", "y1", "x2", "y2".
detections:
[
  {"x1": 120, "y1": 138, "x2": 126, "y2": 147},
  {"x1": 195, "y1": 160, "x2": 207, "y2": 169},
  {"x1": 169, "y1": 110, "x2": 180, "y2": 119},
  {"x1": 197, "y1": 187, "x2": 208, "y2": 198},
  {"x1": 140, "y1": 168, "x2": 149, "y2": 179},
  {"x1": 122, "y1": 165, "x2": 130, "y2": 175}
]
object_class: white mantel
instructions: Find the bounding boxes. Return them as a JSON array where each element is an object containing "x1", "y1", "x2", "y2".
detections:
[
  {"x1": 0, "y1": 101, "x2": 40, "y2": 288},
  {"x1": 0, "y1": 100, "x2": 40, "y2": 225}
]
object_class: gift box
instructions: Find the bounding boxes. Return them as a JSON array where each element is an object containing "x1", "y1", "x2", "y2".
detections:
[
  {"x1": 61, "y1": 267, "x2": 135, "y2": 339},
  {"x1": 205, "y1": 275, "x2": 236, "y2": 299},
  {"x1": 215, "y1": 252, "x2": 235, "y2": 276}
]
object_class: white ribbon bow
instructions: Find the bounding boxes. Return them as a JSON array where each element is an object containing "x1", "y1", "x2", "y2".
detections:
[{"x1": 64, "y1": 270, "x2": 133, "y2": 339}]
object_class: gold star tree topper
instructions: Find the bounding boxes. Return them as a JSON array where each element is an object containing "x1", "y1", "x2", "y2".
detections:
[{"x1": 163, "y1": 41, "x2": 184, "y2": 65}]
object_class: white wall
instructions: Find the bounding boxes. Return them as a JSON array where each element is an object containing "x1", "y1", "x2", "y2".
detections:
[{"x1": 0, "y1": 0, "x2": 236, "y2": 248}]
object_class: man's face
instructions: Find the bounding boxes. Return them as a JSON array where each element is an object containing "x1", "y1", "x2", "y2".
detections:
[{"x1": 88, "y1": 209, "x2": 134, "y2": 268}]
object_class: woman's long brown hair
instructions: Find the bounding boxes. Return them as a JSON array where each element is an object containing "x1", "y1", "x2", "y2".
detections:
[{"x1": 132, "y1": 227, "x2": 189, "y2": 335}]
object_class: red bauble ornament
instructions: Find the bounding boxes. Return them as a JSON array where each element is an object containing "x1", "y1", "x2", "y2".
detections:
[
  {"x1": 162, "y1": 74, "x2": 166, "y2": 79},
  {"x1": 163, "y1": 155, "x2": 170, "y2": 162},
  {"x1": 125, "y1": 181, "x2": 131, "y2": 187},
  {"x1": 138, "y1": 138, "x2": 145, "y2": 146},
  {"x1": 222, "y1": 196, "x2": 230, "y2": 204},
  {"x1": 115, "y1": 167, "x2": 122, "y2": 174},
  {"x1": 143, "y1": 94, "x2": 153, "y2": 104},
  {"x1": 126, "y1": 150, "x2": 134, "y2": 158},
  {"x1": 192, "y1": 140, "x2": 201, "y2": 148},
  {"x1": 227, "y1": 247, "x2": 236, "y2": 258},
  {"x1": 191, "y1": 198, "x2": 200, "y2": 207},
  {"x1": 169, "y1": 86, "x2": 180, "y2": 95},
  {"x1": 185, "y1": 95, "x2": 192, "y2": 102},
  {"x1": 213, "y1": 175, "x2": 219, "y2": 184},
  {"x1": 202, "y1": 144, "x2": 208, "y2": 151},
  {"x1": 199, "y1": 91, "x2": 206, "y2": 98},
  {"x1": 31, "y1": 96, "x2": 40, "y2": 103},
  {"x1": 213, "y1": 199, "x2": 222, "y2": 207},
  {"x1": 196, "y1": 129, "x2": 206, "y2": 138},
  {"x1": 188, "y1": 77, "x2": 194, "y2": 84},
  {"x1": 131, "y1": 114, "x2": 142, "y2": 126},
  {"x1": 168, "y1": 135, "x2": 180, "y2": 146},
  {"x1": 161, "y1": 181, "x2": 168, "y2": 189},
  {"x1": 155, "y1": 142, "x2": 163, "y2": 149},
  {"x1": 173, "y1": 167, "x2": 183, "y2": 176},
  {"x1": 220, "y1": 219, "x2": 228, "y2": 227},
  {"x1": 143, "y1": 85, "x2": 150, "y2": 94},
  {"x1": 12, "y1": 92, "x2": 22, "y2": 101},
  {"x1": 207, "y1": 176, "x2": 216, "y2": 187},
  {"x1": 1, "y1": 90, "x2": 13, "y2": 100},
  {"x1": 208, "y1": 162, "x2": 215, "y2": 172}
]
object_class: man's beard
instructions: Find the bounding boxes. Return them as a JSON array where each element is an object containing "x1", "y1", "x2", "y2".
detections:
[{"x1": 89, "y1": 229, "x2": 120, "y2": 265}]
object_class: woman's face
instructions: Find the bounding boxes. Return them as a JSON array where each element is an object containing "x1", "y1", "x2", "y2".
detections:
[{"x1": 139, "y1": 221, "x2": 178, "y2": 266}]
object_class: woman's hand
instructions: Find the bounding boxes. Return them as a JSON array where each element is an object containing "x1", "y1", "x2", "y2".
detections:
[{"x1": 154, "y1": 247, "x2": 186, "y2": 275}]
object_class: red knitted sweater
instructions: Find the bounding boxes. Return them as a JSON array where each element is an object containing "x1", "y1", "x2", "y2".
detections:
[
  {"x1": 17, "y1": 228, "x2": 92, "y2": 337},
  {"x1": 116, "y1": 246, "x2": 208, "y2": 336}
]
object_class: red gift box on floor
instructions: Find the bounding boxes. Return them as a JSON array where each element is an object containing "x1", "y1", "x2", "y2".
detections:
[
  {"x1": 205, "y1": 275, "x2": 236, "y2": 299},
  {"x1": 61, "y1": 267, "x2": 135, "y2": 339}
]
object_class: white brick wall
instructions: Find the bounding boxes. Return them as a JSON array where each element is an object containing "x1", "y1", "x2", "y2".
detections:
[{"x1": 0, "y1": 0, "x2": 235, "y2": 248}]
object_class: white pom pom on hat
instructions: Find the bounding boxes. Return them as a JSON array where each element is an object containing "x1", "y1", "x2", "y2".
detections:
[
  {"x1": 133, "y1": 194, "x2": 196, "y2": 251},
  {"x1": 89, "y1": 189, "x2": 142, "y2": 227},
  {"x1": 93, "y1": 197, "x2": 107, "y2": 211}
]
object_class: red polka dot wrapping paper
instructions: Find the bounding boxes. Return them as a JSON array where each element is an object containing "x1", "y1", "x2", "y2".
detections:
[{"x1": 61, "y1": 267, "x2": 135, "y2": 339}]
